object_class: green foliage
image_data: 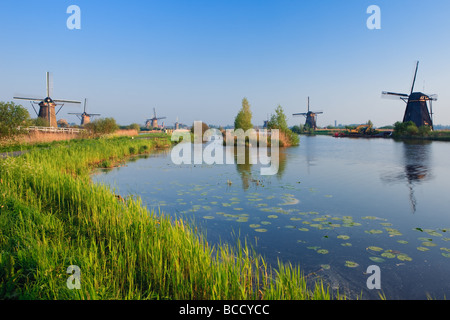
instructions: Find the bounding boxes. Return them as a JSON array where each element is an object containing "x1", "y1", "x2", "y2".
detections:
[
  {"x1": 394, "y1": 121, "x2": 431, "y2": 138},
  {"x1": 0, "y1": 101, "x2": 30, "y2": 139},
  {"x1": 267, "y1": 105, "x2": 300, "y2": 146},
  {"x1": 84, "y1": 117, "x2": 119, "y2": 136},
  {"x1": 128, "y1": 123, "x2": 141, "y2": 132},
  {"x1": 234, "y1": 98, "x2": 253, "y2": 131},
  {"x1": 31, "y1": 117, "x2": 50, "y2": 127},
  {"x1": 291, "y1": 125, "x2": 302, "y2": 134}
]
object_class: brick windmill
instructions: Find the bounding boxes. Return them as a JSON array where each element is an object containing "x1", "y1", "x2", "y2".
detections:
[
  {"x1": 14, "y1": 72, "x2": 81, "y2": 127},
  {"x1": 146, "y1": 108, "x2": 166, "y2": 129},
  {"x1": 68, "y1": 99, "x2": 101, "y2": 126},
  {"x1": 293, "y1": 97, "x2": 323, "y2": 130},
  {"x1": 382, "y1": 61, "x2": 438, "y2": 129}
]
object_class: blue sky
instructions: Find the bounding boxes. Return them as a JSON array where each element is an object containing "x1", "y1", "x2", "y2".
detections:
[{"x1": 0, "y1": 0, "x2": 449, "y2": 127}]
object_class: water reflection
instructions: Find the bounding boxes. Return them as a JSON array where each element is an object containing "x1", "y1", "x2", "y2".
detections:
[
  {"x1": 381, "y1": 140, "x2": 432, "y2": 213},
  {"x1": 233, "y1": 147, "x2": 288, "y2": 189}
]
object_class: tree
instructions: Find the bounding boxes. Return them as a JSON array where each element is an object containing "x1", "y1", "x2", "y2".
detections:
[
  {"x1": 267, "y1": 105, "x2": 289, "y2": 132},
  {"x1": 128, "y1": 123, "x2": 141, "y2": 132},
  {"x1": 267, "y1": 105, "x2": 299, "y2": 146},
  {"x1": 57, "y1": 119, "x2": 69, "y2": 128},
  {"x1": 0, "y1": 101, "x2": 30, "y2": 139},
  {"x1": 234, "y1": 98, "x2": 253, "y2": 131}
]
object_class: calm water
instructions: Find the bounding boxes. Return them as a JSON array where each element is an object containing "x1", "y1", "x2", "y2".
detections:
[{"x1": 92, "y1": 135, "x2": 450, "y2": 299}]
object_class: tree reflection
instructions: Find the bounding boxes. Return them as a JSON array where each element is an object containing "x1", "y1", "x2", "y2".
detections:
[{"x1": 234, "y1": 147, "x2": 287, "y2": 190}]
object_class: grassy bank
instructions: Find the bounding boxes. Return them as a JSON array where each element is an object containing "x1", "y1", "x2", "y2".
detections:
[{"x1": 0, "y1": 134, "x2": 339, "y2": 300}]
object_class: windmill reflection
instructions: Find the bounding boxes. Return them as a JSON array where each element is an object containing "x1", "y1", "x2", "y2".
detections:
[{"x1": 381, "y1": 140, "x2": 431, "y2": 213}]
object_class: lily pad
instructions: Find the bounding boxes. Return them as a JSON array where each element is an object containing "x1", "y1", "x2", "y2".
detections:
[
  {"x1": 367, "y1": 246, "x2": 383, "y2": 252},
  {"x1": 365, "y1": 229, "x2": 383, "y2": 234},
  {"x1": 254, "y1": 228, "x2": 268, "y2": 233},
  {"x1": 290, "y1": 217, "x2": 302, "y2": 221},
  {"x1": 397, "y1": 254, "x2": 412, "y2": 261},
  {"x1": 321, "y1": 264, "x2": 331, "y2": 270},
  {"x1": 298, "y1": 228, "x2": 309, "y2": 232},
  {"x1": 317, "y1": 249, "x2": 329, "y2": 255},
  {"x1": 345, "y1": 261, "x2": 359, "y2": 268},
  {"x1": 397, "y1": 240, "x2": 408, "y2": 244},
  {"x1": 203, "y1": 216, "x2": 215, "y2": 220},
  {"x1": 422, "y1": 241, "x2": 437, "y2": 247},
  {"x1": 267, "y1": 215, "x2": 278, "y2": 219},
  {"x1": 381, "y1": 252, "x2": 396, "y2": 259},
  {"x1": 337, "y1": 235, "x2": 350, "y2": 240},
  {"x1": 369, "y1": 257, "x2": 385, "y2": 263},
  {"x1": 417, "y1": 247, "x2": 429, "y2": 252},
  {"x1": 341, "y1": 242, "x2": 352, "y2": 247},
  {"x1": 260, "y1": 221, "x2": 271, "y2": 225},
  {"x1": 249, "y1": 224, "x2": 261, "y2": 229},
  {"x1": 442, "y1": 253, "x2": 450, "y2": 258}
]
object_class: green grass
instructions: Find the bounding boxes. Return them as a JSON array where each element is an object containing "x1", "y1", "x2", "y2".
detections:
[{"x1": 0, "y1": 134, "x2": 341, "y2": 300}]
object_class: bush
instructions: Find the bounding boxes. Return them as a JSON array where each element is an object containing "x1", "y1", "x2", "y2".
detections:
[
  {"x1": 393, "y1": 121, "x2": 431, "y2": 138},
  {"x1": 85, "y1": 118, "x2": 119, "y2": 136}
]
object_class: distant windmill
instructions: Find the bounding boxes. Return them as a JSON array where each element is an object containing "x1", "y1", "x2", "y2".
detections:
[
  {"x1": 382, "y1": 61, "x2": 438, "y2": 129},
  {"x1": 14, "y1": 72, "x2": 81, "y2": 127},
  {"x1": 146, "y1": 108, "x2": 167, "y2": 129},
  {"x1": 293, "y1": 97, "x2": 323, "y2": 130},
  {"x1": 68, "y1": 99, "x2": 101, "y2": 126}
]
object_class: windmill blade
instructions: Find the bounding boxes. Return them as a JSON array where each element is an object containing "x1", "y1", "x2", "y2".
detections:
[
  {"x1": 427, "y1": 94, "x2": 438, "y2": 101},
  {"x1": 53, "y1": 99, "x2": 81, "y2": 104},
  {"x1": 410, "y1": 61, "x2": 419, "y2": 95},
  {"x1": 293, "y1": 113, "x2": 308, "y2": 116},
  {"x1": 46, "y1": 72, "x2": 54, "y2": 98},
  {"x1": 381, "y1": 91, "x2": 409, "y2": 100},
  {"x1": 156, "y1": 117, "x2": 167, "y2": 120},
  {"x1": 68, "y1": 113, "x2": 83, "y2": 115},
  {"x1": 13, "y1": 96, "x2": 44, "y2": 102},
  {"x1": 87, "y1": 113, "x2": 101, "y2": 116}
]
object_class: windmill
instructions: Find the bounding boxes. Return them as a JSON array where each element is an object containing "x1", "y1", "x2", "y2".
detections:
[
  {"x1": 68, "y1": 99, "x2": 101, "y2": 126},
  {"x1": 14, "y1": 72, "x2": 81, "y2": 127},
  {"x1": 382, "y1": 61, "x2": 438, "y2": 129},
  {"x1": 293, "y1": 97, "x2": 323, "y2": 130},
  {"x1": 146, "y1": 108, "x2": 166, "y2": 129}
]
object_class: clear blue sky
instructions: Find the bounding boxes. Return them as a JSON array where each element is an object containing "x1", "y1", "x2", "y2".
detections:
[{"x1": 1, "y1": 0, "x2": 449, "y2": 127}]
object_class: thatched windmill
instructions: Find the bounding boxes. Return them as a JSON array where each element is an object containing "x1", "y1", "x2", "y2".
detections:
[
  {"x1": 293, "y1": 97, "x2": 323, "y2": 130},
  {"x1": 14, "y1": 72, "x2": 81, "y2": 127},
  {"x1": 68, "y1": 99, "x2": 101, "y2": 126},
  {"x1": 146, "y1": 108, "x2": 166, "y2": 129},
  {"x1": 382, "y1": 61, "x2": 438, "y2": 129}
]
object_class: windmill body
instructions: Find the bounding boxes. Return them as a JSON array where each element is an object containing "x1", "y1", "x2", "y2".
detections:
[
  {"x1": 293, "y1": 97, "x2": 323, "y2": 130},
  {"x1": 382, "y1": 61, "x2": 437, "y2": 129},
  {"x1": 14, "y1": 72, "x2": 81, "y2": 127}
]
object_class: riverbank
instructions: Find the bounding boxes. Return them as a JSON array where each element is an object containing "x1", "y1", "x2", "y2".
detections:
[{"x1": 0, "y1": 134, "x2": 339, "y2": 300}]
